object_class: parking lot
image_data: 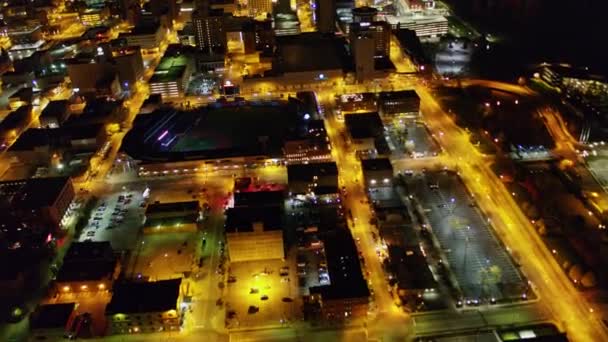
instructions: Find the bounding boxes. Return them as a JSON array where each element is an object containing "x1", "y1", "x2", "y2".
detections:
[
  {"x1": 225, "y1": 257, "x2": 299, "y2": 329},
  {"x1": 386, "y1": 120, "x2": 441, "y2": 158},
  {"x1": 404, "y1": 171, "x2": 527, "y2": 303},
  {"x1": 78, "y1": 187, "x2": 147, "y2": 250},
  {"x1": 128, "y1": 231, "x2": 198, "y2": 281},
  {"x1": 586, "y1": 155, "x2": 608, "y2": 190}
]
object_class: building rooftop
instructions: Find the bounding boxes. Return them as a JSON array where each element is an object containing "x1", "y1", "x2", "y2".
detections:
[
  {"x1": 385, "y1": 13, "x2": 448, "y2": 26},
  {"x1": 361, "y1": 158, "x2": 393, "y2": 172},
  {"x1": 127, "y1": 19, "x2": 160, "y2": 36},
  {"x1": 0, "y1": 248, "x2": 41, "y2": 280},
  {"x1": 287, "y1": 162, "x2": 338, "y2": 183},
  {"x1": 291, "y1": 201, "x2": 346, "y2": 233},
  {"x1": 234, "y1": 190, "x2": 284, "y2": 208},
  {"x1": 67, "y1": 123, "x2": 105, "y2": 140},
  {"x1": 65, "y1": 98, "x2": 122, "y2": 126},
  {"x1": 0, "y1": 177, "x2": 70, "y2": 210},
  {"x1": 56, "y1": 259, "x2": 117, "y2": 282},
  {"x1": 150, "y1": 54, "x2": 190, "y2": 83},
  {"x1": 0, "y1": 105, "x2": 31, "y2": 131},
  {"x1": 57, "y1": 243, "x2": 117, "y2": 282},
  {"x1": 378, "y1": 89, "x2": 420, "y2": 102},
  {"x1": 30, "y1": 303, "x2": 76, "y2": 330},
  {"x1": 388, "y1": 245, "x2": 437, "y2": 291},
  {"x1": 64, "y1": 241, "x2": 113, "y2": 260},
  {"x1": 225, "y1": 206, "x2": 283, "y2": 232},
  {"x1": 8, "y1": 128, "x2": 55, "y2": 150},
  {"x1": 9, "y1": 124, "x2": 104, "y2": 151},
  {"x1": 9, "y1": 86, "x2": 34, "y2": 101},
  {"x1": 106, "y1": 279, "x2": 181, "y2": 314},
  {"x1": 393, "y1": 29, "x2": 431, "y2": 66},
  {"x1": 275, "y1": 33, "x2": 351, "y2": 74},
  {"x1": 309, "y1": 229, "x2": 369, "y2": 300},
  {"x1": 144, "y1": 201, "x2": 200, "y2": 227},
  {"x1": 123, "y1": 100, "x2": 306, "y2": 163},
  {"x1": 344, "y1": 112, "x2": 383, "y2": 139},
  {"x1": 40, "y1": 100, "x2": 69, "y2": 120},
  {"x1": 149, "y1": 65, "x2": 187, "y2": 83},
  {"x1": 369, "y1": 186, "x2": 404, "y2": 210},
  {"x1": 145, "y1": 201, "x2": 200, "y2": 216}
]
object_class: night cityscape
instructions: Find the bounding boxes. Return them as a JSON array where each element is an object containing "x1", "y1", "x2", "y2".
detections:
[{"x1": 0, "y1": 0, "x2": 607, "y2": 341}]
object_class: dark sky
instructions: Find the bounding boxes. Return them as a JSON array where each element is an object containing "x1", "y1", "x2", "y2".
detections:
[{"x1": 448, "y1": 0, "x2": 608, "y2": 75}]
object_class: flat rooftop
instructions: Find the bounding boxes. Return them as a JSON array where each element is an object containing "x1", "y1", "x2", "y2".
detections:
[
  {"x1": 234, "y1": 190, "x2": 284, "y2": 208},
  {"x1": 287, "y1": 162, "x2": 338, "y2": 182},
  {"x1": 225, "y1": 206, "x2": 283, "y2": 233},
  {"x1": 309, "y1": 229, "x2": 369, "y2": 300},
  {"x1": 385, "y1": 14, "x2": 448, "y2": 26},
  {"x1": 275, "y1": 33, "x2": 351, "y2": 73},
  {"x1": 388, "y1": 245, "x2": 437, "y2": 291},
  {"x1": 56, "y1": 258, "x2": 117, "y2": 282},
  {"x1": 106, "y1": 279, "x2": 181, "y2": 314},
  {"x1": 369, "y1": 186, "x2": 405, "y2": 210},
  {"x1": 64, "y1": 241, "x2": 114, "y2": 260},
  {"x1": 9, "y1": 124, "x2": 104, "y2": 151},
  {"x1": 127, "y1": 19, "x2": 160, "y2": 36},
  {"x1": 145, "y1": 201, "x2": 200, "y2": 215},
  {"x1": 0, "y1": 177, "x2": 70, "y2": 209},
  {"x1": 361, "y1": 158, "x2": 393, "y2": 172},
  {"x1": 379, "y1": 90, "x2": 420, "y2": 102},
  {"x1": 345, "y1": 112, "x2": 383, "y2": 139},
  {"x1": 123, "y1": 100, "x2": 307, "y2": 162},
  {"x1": 30, "y1": 303, "x2": 76, "y2": 330},
  {"x1": 40, "y1": 99, "x2": 69, "y2": 119},
  {"x1": 150, "y1": 55, "x2": 190, "y2": 83}
]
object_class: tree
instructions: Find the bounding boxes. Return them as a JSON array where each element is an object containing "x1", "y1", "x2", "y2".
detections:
[
  {"x1": 568, "y1": 264, "x2": 584, "y2": 282},
  {"x1": 581, "y1": 271, "x2": 597, "y2": 288}
]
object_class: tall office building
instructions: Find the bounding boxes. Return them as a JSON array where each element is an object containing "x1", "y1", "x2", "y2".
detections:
[
  {"x1": 350, "y1": 21, "x2": 390, "y2": 58},
  {"x1": 192, "y1": 1, "x2": 227, "y2": 53},
  {"x1": 352, "y1": 33, "x2": 375, "y2": 82},
  {"x1": 248, "y1": 0, "x2": 273, "y2": 16},
  {"x1": 352, "y1": 6, "x2": 377, "y2": 23},
  {"x1": 316, "y1": 0, "x2": 336, "y2": 33},
  {"x1": 150, "y1": 0, "x2": 180, "y2": 22},
  {"x1": 118, "y1": 0, "x2": 141, "y2": 25},
  {"x1": 254, "y1": 19, "x2": 275, "y2": 52}
]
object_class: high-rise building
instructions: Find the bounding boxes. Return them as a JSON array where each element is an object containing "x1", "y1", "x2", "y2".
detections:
[
  {"x1": 254, "y1": 19, "x2": 275, "y2": 52},
  {"x1": 352, "y1": 6, "x2": 377, "y2": 23},
  {"x1": 118, "y1": 0, "x2": 141, "y2": 25},
  {"x1": 352, "y1": 33, "x2": 375, "y2": 82},
  {"x1": 0, "y1": 177, "x2": 75, "y2": 237},
  {"x1": 274, "y1": 0, "x2": 292, "y2": 14},
  {"x1": 192, "y1": 3, "x2": 227, "y2": 53},
  {"x1": 248, "y1": 0, "x2": 273, "y2": 16},
  {"x1": 316, "y1": 0, "x2": 336, "y2": 33},
  {"x1": 350, "y1": 21, "x2": 390, "y2": 58},
  {"x1": 149, "y1": 0, "x2": 180, "y2": 23}
]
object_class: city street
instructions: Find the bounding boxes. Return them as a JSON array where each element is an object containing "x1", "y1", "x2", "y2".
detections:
[
  {"x1": 2, "y1": 7, "x2": 606, "y2": 340},
  {"x1": 414, "y1": 84, "x2": 608, "y2": 341},
  {"x1": 321, "y1": 95, "x2": 410, "y2": 334}
]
